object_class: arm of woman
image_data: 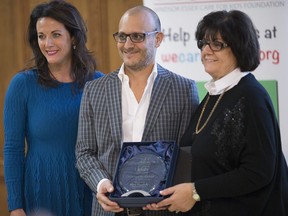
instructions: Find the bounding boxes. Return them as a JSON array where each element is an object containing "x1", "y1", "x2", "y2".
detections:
[{"x1": 4, "y1": 73, "x2": 28, "y2": 211}]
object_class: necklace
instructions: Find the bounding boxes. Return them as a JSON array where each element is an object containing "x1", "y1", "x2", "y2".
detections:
[{"x1": 195, "y1": 89, "x2": 226, "y2": 134}]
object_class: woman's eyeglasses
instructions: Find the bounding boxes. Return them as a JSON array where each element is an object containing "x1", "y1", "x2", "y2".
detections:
[
  {"x1": 197, "y1": 39, "x2": 229, "y2": 51},
  {"x1": 113, "y1": 31, "x2": 158, "y2": 43}
]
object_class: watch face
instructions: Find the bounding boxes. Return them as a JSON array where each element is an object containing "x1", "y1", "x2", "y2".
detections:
[
  {"x1": 118, "y1": 153, "x2": 166, "y2": 194},
  {"x1": 193, "y1": 193, "x2": 200, "y2": 201}
]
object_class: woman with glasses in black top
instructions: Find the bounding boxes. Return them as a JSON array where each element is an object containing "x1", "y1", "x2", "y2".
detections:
[{"x1": 146, "y1": 10, "x2": 288, "y2": 216}]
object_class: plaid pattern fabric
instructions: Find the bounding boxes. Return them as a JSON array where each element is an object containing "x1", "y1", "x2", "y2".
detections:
[{"x1": 76, "y1": 64, "x2": 199, "y2": 216}]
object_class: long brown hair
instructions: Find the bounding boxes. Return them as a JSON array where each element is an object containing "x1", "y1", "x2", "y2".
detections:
[{"x1": 26, "y1": 0, "x2": 96, "y2": 89}]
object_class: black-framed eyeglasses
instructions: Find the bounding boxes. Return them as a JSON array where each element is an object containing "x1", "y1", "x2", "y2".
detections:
[
  {"x1": 197, "y1": 39, "x2": 229, "y2": 51},
  {"x1": 113, "y1": 31, "x2": 158, "y2": 43}
]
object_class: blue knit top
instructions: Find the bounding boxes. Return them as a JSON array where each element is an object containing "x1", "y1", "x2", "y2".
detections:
[{"x1": 4, "y1": 70, "x2": 104, "y2": 216}]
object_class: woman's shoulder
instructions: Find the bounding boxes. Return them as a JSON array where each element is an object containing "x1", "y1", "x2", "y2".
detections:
[
  {"x1": 232, "y1": 74, "x2": 273, "y2": 110},
  {"x1": 93, "y1": 70, "x2": 105, "y2": 79},
  {"x1": 8, "y1": 69, "x2": 38, "y2": 87},
  {"x1": 237, "y1": 74, "x2": 269, "y2": 98},
  {"x1": 5, "y1": 70, "x2": 39, "y2": 100}
]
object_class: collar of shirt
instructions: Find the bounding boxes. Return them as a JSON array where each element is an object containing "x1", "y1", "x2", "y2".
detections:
[
  {"x1": 117, "y1": 63, "x2": 158, "y2": 83},
  {"x1": 204, "y1": 68, "x2": 249, "y2": 95}
]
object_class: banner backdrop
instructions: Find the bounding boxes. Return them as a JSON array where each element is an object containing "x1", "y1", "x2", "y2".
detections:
[{"x1": 143, "y1": 0, "x2": 288, "y2": 160}]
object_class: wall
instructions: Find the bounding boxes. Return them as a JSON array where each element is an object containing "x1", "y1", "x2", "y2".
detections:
[{"x1": 0, "y1": 0, "x2": 142, "y2": 214}]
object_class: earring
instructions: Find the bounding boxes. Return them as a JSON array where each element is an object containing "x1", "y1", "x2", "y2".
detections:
[{"x1": 73, "y1": 45, "x2": 76, "y2": 50}]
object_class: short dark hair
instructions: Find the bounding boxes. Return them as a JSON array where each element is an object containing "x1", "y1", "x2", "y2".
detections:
[
  {"x1": 27, "y1": 0, "x2": 96, "y2": 88},
  {"x1": 195, "y1": 10, "x2": 260, "y2": 72}
]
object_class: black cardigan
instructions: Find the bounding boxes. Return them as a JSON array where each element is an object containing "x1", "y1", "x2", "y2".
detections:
[{"x1": 180, "y1": 73, "x2": 288, "y2": 216}]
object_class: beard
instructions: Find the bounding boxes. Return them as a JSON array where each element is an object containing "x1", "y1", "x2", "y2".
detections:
[{"x1": 121, "y1": 47, "x2": 155, "y2": 72}]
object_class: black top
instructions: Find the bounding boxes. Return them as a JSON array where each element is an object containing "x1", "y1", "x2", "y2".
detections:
[{"x1": 181, "y1": 74, "x2": 288, "y2": 216}]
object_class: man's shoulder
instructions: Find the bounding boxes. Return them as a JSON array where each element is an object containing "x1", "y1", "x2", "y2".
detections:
[
  {"x1": 157, "y1": 64, "x2": 194, "y2": 83},
  {"x1": 86, "y1": 71, "x2": 119, "y2": 87}
]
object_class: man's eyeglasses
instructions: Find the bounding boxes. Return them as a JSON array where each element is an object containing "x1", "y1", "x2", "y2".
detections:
[
  {"x1": 197, "y1": 39, "x2": 229, "y2": 51},
  {"x1": 113, "y1": 31, "x2": 158, "y2": 43}
]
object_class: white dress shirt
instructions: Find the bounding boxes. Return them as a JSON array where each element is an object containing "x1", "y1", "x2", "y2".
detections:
[
  {"x1": 118, "y1": 64, "x2": 158, "y2": 142},
  {"x1": 205, "y1": 68, "x2": 249, "y2": 95}
]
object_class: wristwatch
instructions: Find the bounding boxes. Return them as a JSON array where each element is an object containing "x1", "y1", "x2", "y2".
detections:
[{"x1": 192, "y1": 183, "x2": 201, "y2": 201}]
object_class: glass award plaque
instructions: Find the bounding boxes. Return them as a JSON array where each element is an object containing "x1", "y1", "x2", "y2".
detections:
[
  {"x1": 109, "y1": 141, "x2": 178, "y2": 207},
  {"x1": 118, "y1": 153, "x2": 166, "y2": 196}
]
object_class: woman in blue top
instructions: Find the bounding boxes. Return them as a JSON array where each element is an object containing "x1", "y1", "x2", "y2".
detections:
[{"x1": 4, "y1": 1, "x2": 104, "y2": 216}]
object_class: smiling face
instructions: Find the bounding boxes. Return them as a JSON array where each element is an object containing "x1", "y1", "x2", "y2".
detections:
[
  {"x1": 201, "y1": 34, "x2": 238, "y2": 80},
  {"x1": 116, "y1": 10, "x2": 163, "y2": 72},
  {"x1": 36, "y1": 17, "x2": 73, "y2": 68}
]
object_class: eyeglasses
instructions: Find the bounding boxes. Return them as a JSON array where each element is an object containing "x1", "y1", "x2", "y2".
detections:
[
  {"x1": 197, "y1": 39, "x2": 229, "y2": 51},
  {"x1": 113, "y1": 31, "x2": 158, "y2": 43}
]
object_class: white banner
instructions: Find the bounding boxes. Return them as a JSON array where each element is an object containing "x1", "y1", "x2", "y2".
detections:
[{"x1": 144, "y1": 0, "x2": 288, "y2": 160}]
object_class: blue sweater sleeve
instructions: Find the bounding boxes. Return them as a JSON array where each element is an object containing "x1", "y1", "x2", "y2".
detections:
[
  {"x1": 94, "y1": 71, "x2": 105, "y2": 79},
  {"x1": 4, "y1": 72, "x2": 28, "y2": 210}
]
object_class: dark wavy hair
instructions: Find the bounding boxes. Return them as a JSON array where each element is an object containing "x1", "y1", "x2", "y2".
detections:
[
  {"x1": 26, "y1": 0, "x2": 96, "y2": 88},
  {"x1": 195, "y1": 10, "x2": 260, "y2": 72}
]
